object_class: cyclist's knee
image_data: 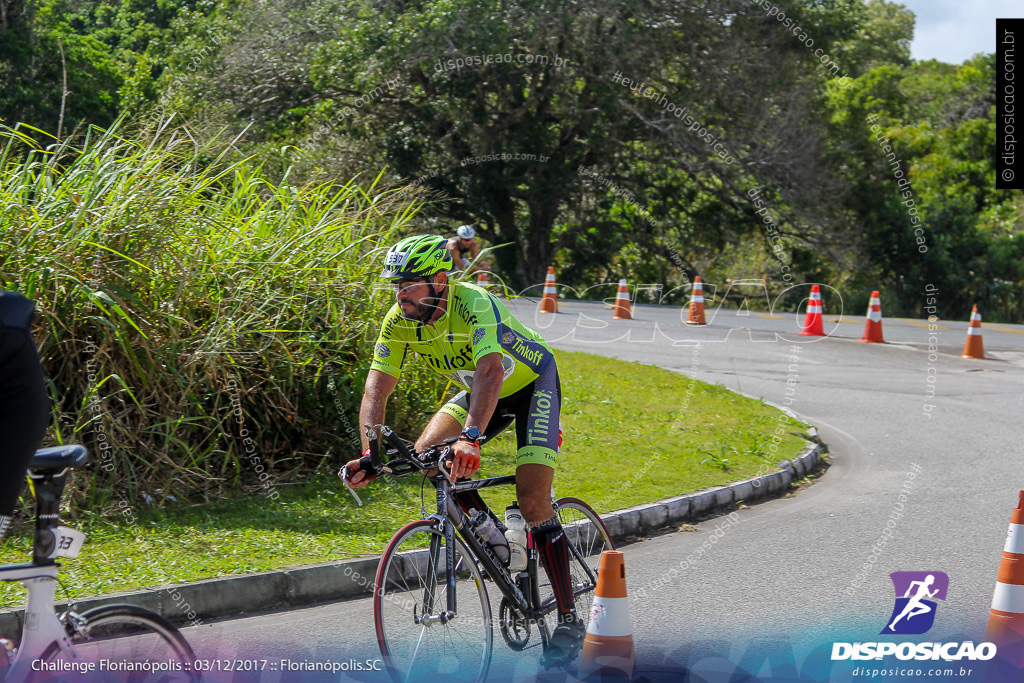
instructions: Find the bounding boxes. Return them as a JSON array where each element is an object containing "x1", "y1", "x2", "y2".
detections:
[{"x1": 516, "y1": 462, "x2": 555, "y2": 524}]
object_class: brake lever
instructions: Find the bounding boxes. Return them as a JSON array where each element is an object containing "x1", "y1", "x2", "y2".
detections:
[
  {"x1": 436, "y1": 446, "x2": 455, "y2": 485},
  {"x1": 339, "y1": 465, "x2": 363, "y2": 507}
]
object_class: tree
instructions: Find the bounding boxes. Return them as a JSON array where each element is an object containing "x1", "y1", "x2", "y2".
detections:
[
  {"x1": 827, "y1": 54, "x2": 1023, "y2": 319},
  {"x1": 173, "y1": 0, "x2": 869, "y2": 289},
  {"x1": 830, "y1": 0, "x2": 914, "y2": 76},
  {"x1": 0, "y1": 0, "x2": 197, "y2": 132}
]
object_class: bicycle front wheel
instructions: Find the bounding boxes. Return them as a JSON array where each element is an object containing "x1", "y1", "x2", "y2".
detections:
[
  {"x1": 64, "y1": 604, "x2": 197, "y2": 681},
  {"x1": 374, "y1": 519, "x2": 492, "y2": 683}
]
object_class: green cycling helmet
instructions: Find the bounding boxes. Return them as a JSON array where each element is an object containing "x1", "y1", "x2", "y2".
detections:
[{"x1": 380, "y1": 235, "x2": 453, "y2": 279}]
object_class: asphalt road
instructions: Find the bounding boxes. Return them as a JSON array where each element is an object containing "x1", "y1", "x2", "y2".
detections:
[{"x1": 180, "y1": 297, "x2": 1024, "y2": 682}]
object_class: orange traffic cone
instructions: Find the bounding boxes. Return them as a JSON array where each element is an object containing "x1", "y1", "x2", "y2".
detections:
[
  {"x1": 986, "y1": 492, "x2": 1024, "y2": 670},
  {"x1": 799, "y1": 284, "x2": 825, "y2": 336},
  {"x1": 579, "y1": 551, "x2": 635, "y2": 681},
  {"x1": 962, "y1": 304, "x2": 985, "y2": 359},
  {"x1": 539, "y1": 266, "x2": 559, "y2": 314},
  {"x1": 476, "y1": 270, "x2": 490, "y2": 289},
  {"x1": 686, "y1": 276, "x2": 707, "y2": 325},
  {"x1": 859, "y1": 290, "x2": 885, "y2": 343},
  {"x1": 611, "y1": 280, "x2": 632, "y2": 320}
]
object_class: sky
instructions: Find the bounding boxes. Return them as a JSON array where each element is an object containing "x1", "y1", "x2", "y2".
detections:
[{"x1": 898, "y1": 0, "x2": 1019, "y2": 64}]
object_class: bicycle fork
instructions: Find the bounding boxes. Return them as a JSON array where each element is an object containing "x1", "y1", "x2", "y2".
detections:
[{"x1": 413, "y1": 519, "x2": 457, "y2": 626}]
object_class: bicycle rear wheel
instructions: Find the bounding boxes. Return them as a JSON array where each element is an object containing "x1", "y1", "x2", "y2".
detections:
[
  {"x1": 374, "y1": 519, "x2": 492, "y2": 683},
  {"x1": 62, "y1": 604, "x2": 197, "y2": 681},
  {"x1": 539, "y1": 497, "x2": 614, "y2": 627}
]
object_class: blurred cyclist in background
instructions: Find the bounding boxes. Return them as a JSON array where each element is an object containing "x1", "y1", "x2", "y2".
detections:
[
  {"x1": 446, "y1": 224, "x2": 488, "y2": 274},
  {"x1": 0, "y1": 291, "x2": 50, "y2": 541}
]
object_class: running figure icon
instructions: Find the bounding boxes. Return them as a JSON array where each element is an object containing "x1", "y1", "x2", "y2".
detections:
[
  {"x1": 881, "y1": 571, "x2": 949, "y2": 635},
  {"x1": 888, "y1": 575, "x2": 938, "y2": 631}
]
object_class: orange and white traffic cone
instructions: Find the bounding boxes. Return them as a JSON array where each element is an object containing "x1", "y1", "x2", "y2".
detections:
[
  {"x1": 476, "y1": 270, "x2": 490, "y2": 289},
  {"x1": 539, "y1": 266, "x2": 559, "y2": 314},
  {"x1": 579, "y1": 550, "x2": 635, "y2": 681},
  {"x1": 859, "y1": 290, "x2": 885, "y2": 343},
  {"x1": 686, "y1": 276, "x2": 707, "y2": 325},
  {"x1": 611, "y1": 280, "x2": 632, "y2": 320},
  {"x1": 986, "y1": 491, "x2": 1024, "y2": 671},
  {"x1": 962, "y1": 304, "x2": 985, "y2": 359},
  {"x1": 799, "y1": 284, "x2": 825, "y2": 336}
]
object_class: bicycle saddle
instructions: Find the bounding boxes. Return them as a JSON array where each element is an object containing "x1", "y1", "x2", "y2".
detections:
[{"x1": 29, "y1": 445, "x2": 89, "y2": 472}]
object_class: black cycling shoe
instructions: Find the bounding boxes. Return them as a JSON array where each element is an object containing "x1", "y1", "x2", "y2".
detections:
[{"x1": 540, "y1": 617, "x2": 586, "y2": 668}]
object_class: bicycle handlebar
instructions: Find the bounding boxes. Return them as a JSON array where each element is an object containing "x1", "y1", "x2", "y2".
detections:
[
  {"x1": 341, "y1": 424, "x2": 490, "y2": 505},
  {"x1": 359, "y1": 423, "x2": 487, "y2": 479}
]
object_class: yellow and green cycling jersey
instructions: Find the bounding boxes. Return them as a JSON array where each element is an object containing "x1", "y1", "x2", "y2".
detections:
[{"x1": 370, "y1": 281, "x2": 555, "y2": 396}]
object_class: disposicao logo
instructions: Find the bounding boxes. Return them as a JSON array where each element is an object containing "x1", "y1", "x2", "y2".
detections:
[
  {"x1": 831, "y1": 571, "x2": 997, "y2": 662},
  {"x1": 881, "y1": 571, "x2": 948, "y2": 635}
]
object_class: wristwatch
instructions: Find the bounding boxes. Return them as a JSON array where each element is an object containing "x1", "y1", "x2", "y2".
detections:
[{"x1": 459, "y1": 426, "x2": 482, "y2": 444}]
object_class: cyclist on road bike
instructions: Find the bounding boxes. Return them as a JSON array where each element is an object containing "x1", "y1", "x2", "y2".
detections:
[
  {"x1": 445, "y1": 224, "x2": 487, "y2": 274},
  {"x1": 342, "y1": 234, "x2": 584, "y2": 666},
  {"x1": 0, "y1": 291, "x2": 50, "y2": 542}
]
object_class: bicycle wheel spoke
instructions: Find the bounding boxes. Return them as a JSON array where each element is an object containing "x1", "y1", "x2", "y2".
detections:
[
  {"x1": 61, "y1": 605, "x2": 196, "y2": 682},
  {"x1": 375, "y1": 521, "x2": 492, "y2": 683},
  {"x1": 537, "y1": 498, "x2": 614, "y2": 633},
  {"x1": 406, "y1": 627, "x2": 430, "y2": 683}
]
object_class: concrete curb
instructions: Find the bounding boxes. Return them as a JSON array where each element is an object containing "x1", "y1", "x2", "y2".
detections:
[
  {"x1": 0, "y1": 438, "x2": 825, "y2": 635},
  {"x1": 601, "y1": 435, "x2": 823, "y2": 539}
]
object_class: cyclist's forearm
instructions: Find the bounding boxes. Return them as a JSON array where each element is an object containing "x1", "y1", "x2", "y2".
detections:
[
  {"x1": 359, "y1": 370, "x2": 398, "y2": 450},
  {"x1": 358, "y1": 400, "x2": 385, "y2": 451},
  {"x1": 464, "y1": 356, "x2": 503, "y2": 430}
]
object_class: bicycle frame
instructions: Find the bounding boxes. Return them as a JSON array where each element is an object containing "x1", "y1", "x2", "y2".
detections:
[
  {"x1": 0, "y1": 563, "x2": 80, "y2": 676},
  {"x1": 430, "y1": 473, "x2": 536, "y2": 619},
  {"x1": 1, "y1": 449, "x2": 198, "y2": 682},
  {"x1": 367, "y1": 423, "x2": 600, "y2": 642},
  {"x1": 2, "y1": 453, "x2": 97, "y2": 676}
]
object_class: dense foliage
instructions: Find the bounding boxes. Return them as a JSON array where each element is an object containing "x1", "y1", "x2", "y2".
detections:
[
  {"x1": 3, "y1": 0, "x2": 1018, "y2": 318},
  {"x1": 0, "y1": 118, "x2": 444, "y2": 503}
]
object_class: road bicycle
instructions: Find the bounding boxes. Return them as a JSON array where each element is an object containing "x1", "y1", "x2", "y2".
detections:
[
  {"x1": 351, "y1": 424, "x2": 613, "y2": 683},
  {"x1": 0, "y1": 445, "x2": 197, "y2": 682}
]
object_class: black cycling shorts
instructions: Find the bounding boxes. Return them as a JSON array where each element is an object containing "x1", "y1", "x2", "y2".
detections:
[
  {"x1": 440, "y1": 360, "x2": 561, "y2": 468},
  {"x1": 0, "y1": 292, "x2": 50, "y2": 516}
]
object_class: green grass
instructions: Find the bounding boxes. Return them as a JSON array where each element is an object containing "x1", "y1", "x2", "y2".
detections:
[{"x1": 0, "y1": 349, "x2": 809, "y2": 606}]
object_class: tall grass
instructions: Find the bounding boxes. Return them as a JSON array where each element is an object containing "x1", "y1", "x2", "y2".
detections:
[{"x1": 0, "y1": 116, "x2": 446, "y2": 509}]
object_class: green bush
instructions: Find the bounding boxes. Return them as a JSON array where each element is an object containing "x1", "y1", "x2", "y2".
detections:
[{"x1": 0, "y1": 116, "x2": 446, "y2": 508}]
